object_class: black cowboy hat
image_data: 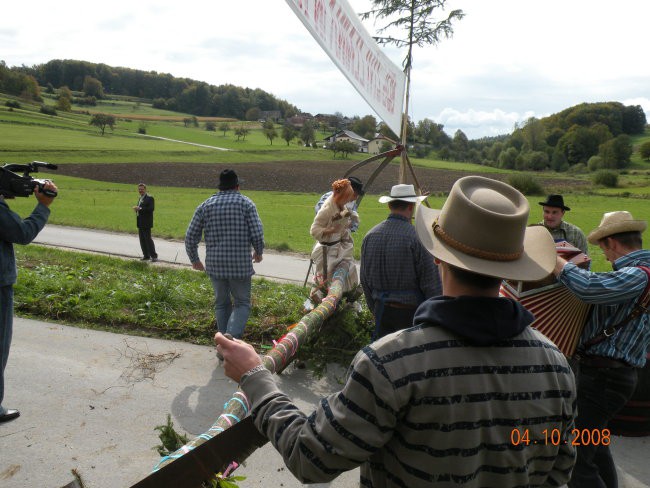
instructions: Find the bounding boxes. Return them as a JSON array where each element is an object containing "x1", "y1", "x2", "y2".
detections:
[
  {"x1": 218, "y1": 169, "x2": 241, "y2": 190},
  {"x1": 348, "y1": 176, "x2": 364, "y2": 195},
  {"x1": 538, "y1": 194, "x2": 570, "y2": 211}
]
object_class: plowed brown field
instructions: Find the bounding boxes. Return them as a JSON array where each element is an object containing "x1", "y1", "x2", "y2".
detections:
[{"x1": 55, "y1": 161, "x2": 584, "y2": 194}]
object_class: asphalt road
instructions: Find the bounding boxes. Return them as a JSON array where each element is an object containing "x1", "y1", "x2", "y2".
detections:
[
  {"x1": 33, "y1": 224, "x2": 314, "y2": 285},
  {"x1": 1, "y1": 225, "x2": 648, "y2": 487}
]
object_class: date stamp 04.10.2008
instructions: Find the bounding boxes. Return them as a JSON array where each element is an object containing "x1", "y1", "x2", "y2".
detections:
[{"x1": 510, "y1": 428, "x2": 611, "y2": 446}]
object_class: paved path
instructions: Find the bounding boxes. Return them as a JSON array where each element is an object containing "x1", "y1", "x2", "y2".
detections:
[
  {"x1": 0, "y1": 318, "x2": 359, "y2": 488},
  {"x1": 34, "y1": 224, "x2": 313, "y2": 284}
]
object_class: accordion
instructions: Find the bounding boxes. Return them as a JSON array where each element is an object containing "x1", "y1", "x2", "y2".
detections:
[{"x1": 500, "y1": 279, "x2": 591, "y2": 357}]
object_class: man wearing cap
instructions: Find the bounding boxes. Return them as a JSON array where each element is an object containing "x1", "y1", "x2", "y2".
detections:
[
  {"x1": 360, "y1": 184, "x2": 441, "y2": 338},
  {"x1": 185, "y1": 169, "x2": 264, "y2": 339},
  {"x1": 539, "y1": 194, "x2": 588, "y2": 254},
  {"x1": 314, "y1": 176, "x2": 364, "y2": 233},
  {"x1": 553, "y1": 211, "x2": 649, "y2": 488},
  {"x1": 215, "y1": 176, "x2": 576, "y2": 487}
]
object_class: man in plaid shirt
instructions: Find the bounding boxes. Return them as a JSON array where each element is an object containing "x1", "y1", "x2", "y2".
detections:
[
  {"x1": 538, "y1": 194, "x2": 588, "y2": 254},
  {"x1": 360, "y1": 184, "x2": 442, "y2": 339},
  {"x1": 185, "y1": 169, "x2": 264, "y2": 339}
]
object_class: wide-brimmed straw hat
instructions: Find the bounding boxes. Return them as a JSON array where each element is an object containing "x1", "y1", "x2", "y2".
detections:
[
  {"x1": 378, "y1": 184, "x2": 427, "y2": 204},
  {"x1": 415, "y1": 176, "x2": 556, "y2": 281},
  {"x1": 587, "y1": 211, "x2": 647, "y2": 245}
]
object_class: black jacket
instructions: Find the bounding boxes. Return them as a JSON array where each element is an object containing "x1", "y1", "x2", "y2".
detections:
[{"x1": 136, "y1": 194, "x2": 155, "y2": 229}]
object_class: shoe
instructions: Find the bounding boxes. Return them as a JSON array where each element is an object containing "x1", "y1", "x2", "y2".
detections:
[
  {"x1": 151, "y1": 257, "x2": 158, "y2": 262},
  {"x1": 0, "y1": 409, "x2": 20, "y2": 422},
  {"x1": 140, "y1": 257, "x2": 150, "y2": 261}
]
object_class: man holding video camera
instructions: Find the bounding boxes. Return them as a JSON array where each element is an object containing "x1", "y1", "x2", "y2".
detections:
[{"x1": 0, "y1": 180, "x2": 57, "y2": 422}]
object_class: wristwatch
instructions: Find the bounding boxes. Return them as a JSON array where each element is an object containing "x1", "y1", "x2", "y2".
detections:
[{"x1": 239, "y1": 364, "x2": 267, "y2": 385}]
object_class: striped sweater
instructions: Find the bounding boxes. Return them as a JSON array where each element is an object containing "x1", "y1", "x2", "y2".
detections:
[{"x1": 243, "y1": 295, "x2": 577, "y2": 487}]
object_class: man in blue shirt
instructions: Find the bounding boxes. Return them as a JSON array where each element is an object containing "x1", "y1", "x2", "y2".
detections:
[
  {"x1": 1, "y1": 181, "x2": 58, "y2": 423},
  {"x1": 553, "y1": 210, "x2": 649, "y2": 488},
  {"x1": 360, "y1": 184, "x2": 442, "y2": 338},
  {"x1": 185, "y1": 169, "x2": 264, "y2": 339}
]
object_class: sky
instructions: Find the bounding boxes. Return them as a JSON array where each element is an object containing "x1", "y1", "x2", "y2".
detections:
[{"x1": 2, "y1": 0, "x2": 649, "y2": 139}]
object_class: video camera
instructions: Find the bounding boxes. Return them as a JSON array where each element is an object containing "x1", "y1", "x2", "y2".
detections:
[{"x1": 0, "y1": 161, "x2": 58, "y2": 198}]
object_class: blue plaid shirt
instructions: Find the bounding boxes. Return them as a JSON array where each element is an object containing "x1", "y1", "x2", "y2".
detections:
[
  {"x1": 558, "y1": 249, "x2": 650, "y2": 367},
  {"x1": 360, "y1": 214, "x2": 442, "y2": 311},
  {"x1": 185, "y1": 190, "x2": 264, "y2": 279}
]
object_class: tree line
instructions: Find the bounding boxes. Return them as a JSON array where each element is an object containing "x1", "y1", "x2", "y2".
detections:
[{"x1": 2, "y1": 59, "x2": 299, "y2": 120}]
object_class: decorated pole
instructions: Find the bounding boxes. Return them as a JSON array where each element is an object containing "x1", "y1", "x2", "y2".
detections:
[{"x1": 150, "y1": 261, "x2": 352, "y2": 477}]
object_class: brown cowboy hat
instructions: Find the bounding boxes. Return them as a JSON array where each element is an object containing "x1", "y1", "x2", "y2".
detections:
[
  {"x1": 415, "y1": 176, "x2": 556, "y2": 281},
  {"x1": 587, "y1": 211, "x2": 647, "y2": 245}
]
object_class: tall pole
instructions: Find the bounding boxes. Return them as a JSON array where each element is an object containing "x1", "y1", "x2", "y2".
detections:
[
  {"x1": 399, "y1": 64, "x2": 411, "y2": 184},
  {"x1": 399, "y1": 0, "x2": 416, "y2": 184}
]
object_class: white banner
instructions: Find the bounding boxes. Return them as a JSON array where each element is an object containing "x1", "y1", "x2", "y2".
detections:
[{"x1": 285, "y1": 0, "x2": 406, "y2": 136}]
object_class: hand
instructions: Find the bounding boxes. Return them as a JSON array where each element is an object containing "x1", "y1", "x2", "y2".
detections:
[
  {"x1": 132, "y1": 206, "x2": 140, "y2": 212},
  {"x1": 34, "y1": 181, "x2": 58, "y2": 207},
  {"x1": 252, "y1": 251, "x2": 263, "y2": 263},
  {"x1": 192, "y1": 261, "x2": 205, "y2": 271},
  {"x1": 214, "y1": 332, "x2": 262, "y2": 383},
  {"x1": 553, "y1": 255, "x2": 568, "y2": 277}
]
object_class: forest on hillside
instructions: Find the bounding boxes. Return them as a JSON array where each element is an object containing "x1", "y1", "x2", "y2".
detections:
[{"x1": 1, "y1": 59, "x2": 299, "y2": 120}]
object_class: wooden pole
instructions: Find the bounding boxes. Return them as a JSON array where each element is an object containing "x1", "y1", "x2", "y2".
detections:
[{"x1": 152, "y1": 261, "x2": 352, "y2": 473}]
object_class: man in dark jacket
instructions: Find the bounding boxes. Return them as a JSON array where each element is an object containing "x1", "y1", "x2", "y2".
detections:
[
  {"x1": 1, "y1": 181, "x2": 57, "y2": 422},
  {"x1": 133, "y1": 183, "x2": 158, "y2": 262}
]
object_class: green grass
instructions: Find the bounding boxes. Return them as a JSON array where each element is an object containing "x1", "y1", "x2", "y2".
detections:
[{"x1": 14, "y1": 245, "x2": 373, "y2": 370}]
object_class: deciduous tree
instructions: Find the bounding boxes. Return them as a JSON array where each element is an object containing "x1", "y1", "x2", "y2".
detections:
[{"x1": 89, "y1": 113, "x2": 116, "y2": 135}]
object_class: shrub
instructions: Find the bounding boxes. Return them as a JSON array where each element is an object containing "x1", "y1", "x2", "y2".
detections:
[
  {"x1": 587, "y1": 155, "x2": 604, "y2": 172},
  {"x1": 592, "y1": 170, "x2": 618, "y2": 188},
  {"x1": 205, "y1": 121, "x2": 216, "y2": 131},
  {"x1": 39, "y1": 105, "x2": 57, "y2": 116},
  {"x1": 5, "y1": 100, "x2": 21, "y2": 109},
  {"x1": 567, "y1": 163, "x2": 587, "y2": 174},
  {"x1": 506, "y1": 174, "x2": 543, "y2": 195}
]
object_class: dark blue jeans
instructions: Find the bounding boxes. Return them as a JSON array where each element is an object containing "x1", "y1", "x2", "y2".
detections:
[{"x1": 568, "y1": 365, "x2": 638, "y2": 488}]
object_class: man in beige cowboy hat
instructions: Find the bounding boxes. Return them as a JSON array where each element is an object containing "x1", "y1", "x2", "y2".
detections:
[
  {"x1": 214, "y1": 176, "x2": 576, "y2": 487},
  {"x1": 553, "y1": 211, "x2": 649, "y2": 488},
  {"x1": 360, "y1": 184, "x2": 442, "y2": 339}
]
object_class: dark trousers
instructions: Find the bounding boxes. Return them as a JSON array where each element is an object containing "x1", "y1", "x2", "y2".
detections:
[
  {"x1": 568, "y1": 365, "x2": 638, "y2": 488},
  {"x1": 1, "y1": 285, "x2": 14, "y2": 409},
  {"x1": 138, "y1": 227, "x2": 157, "y2": 259},
  {"x1": 373, "y1": 303, "x2": 417, "y2": 339}
]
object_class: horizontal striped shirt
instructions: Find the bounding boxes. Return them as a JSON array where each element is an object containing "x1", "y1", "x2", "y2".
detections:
[
  {"x1": 244, "y1": 308, "x2": 576, "y2": 487},
  {"x1": 557, "y1": 249, "x2": 650, "y2": 367},
  {"x1": 184, "y1": 190, "x2": 264, "y2": 279}
]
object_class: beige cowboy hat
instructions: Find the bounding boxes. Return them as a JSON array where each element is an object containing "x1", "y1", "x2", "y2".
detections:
[
  {"x1": 415, "y1": 176, "x2": 556, "y2": 281},
  {"x1": 378, "y1": 184, "x2": 427, "y2": 204},
  {"x1": 587, "y1": 211, "x2": 647, "y2": 245}
]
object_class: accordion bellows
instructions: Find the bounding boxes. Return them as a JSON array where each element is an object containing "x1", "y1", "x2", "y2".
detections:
[{"x1": 500, "y1": 280, "x2": 591, "y2": 356}]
